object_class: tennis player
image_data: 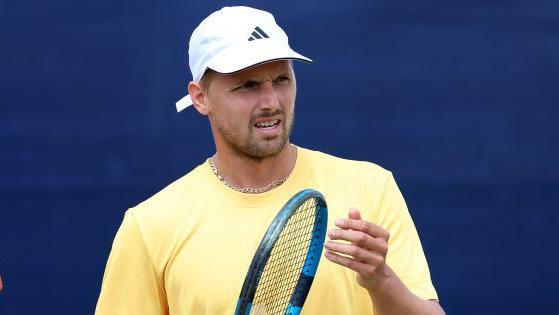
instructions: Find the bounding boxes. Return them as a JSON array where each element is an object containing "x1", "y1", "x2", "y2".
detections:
[{"x1": 96, "y1": 6, "x2": 444, "y2": 315}]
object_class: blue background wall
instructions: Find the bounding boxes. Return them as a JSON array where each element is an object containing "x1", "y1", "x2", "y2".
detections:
[{"x1": 1, "y1": 1, "x2": 558, "y2": 314}]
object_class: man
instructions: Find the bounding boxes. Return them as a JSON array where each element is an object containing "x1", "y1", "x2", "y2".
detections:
[{"x1": 96, "y1": 6, "x2": 444, "y2": 314}]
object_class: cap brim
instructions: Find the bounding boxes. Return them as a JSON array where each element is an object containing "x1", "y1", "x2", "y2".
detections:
[
  {"x1": 175, "y1": 40, "x2": 312, "y2": 112},
  {"x1": 176, "y1": 95, "x2": 192, "y2": 112},
  {"x1": 208, "y1": 40, "x2": 312, "y2": 74}
]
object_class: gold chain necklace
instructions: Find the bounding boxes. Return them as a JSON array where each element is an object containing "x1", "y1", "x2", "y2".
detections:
[{"x1": 208, "y1": 157, "x2": 288, "y2": 194}]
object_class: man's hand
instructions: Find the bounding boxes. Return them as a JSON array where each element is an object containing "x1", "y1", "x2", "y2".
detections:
[
  {"x1": 323, "y1": 208, "x2": 445, "y2": 315},
  {"x1": 323, "y1": 207, "x2": 390, "y2": 292}
]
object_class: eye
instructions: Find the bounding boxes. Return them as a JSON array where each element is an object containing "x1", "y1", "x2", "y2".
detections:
[
  {"x1": 274, "y1": 75, "x2": 290, "y2": 83},
  {"x1": 234, "y1": 81, "x2": 259, "y2": 91}
]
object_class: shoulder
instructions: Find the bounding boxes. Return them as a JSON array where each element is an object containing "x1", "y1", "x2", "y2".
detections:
[
  {"x1": 117, "y1": 162, "x2": 209, "y2": 269},
  {"x1": 297, "y1": 146, "x2": 396, "y2": 222},
  {"x1": 126, "y1": 162, "x2": 208, "y2": 234},
  {"x1": 299, "y1": 146, "x2": 393, "y2": 185}
]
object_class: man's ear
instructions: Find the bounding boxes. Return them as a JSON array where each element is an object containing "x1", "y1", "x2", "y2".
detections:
[{"x1": 188, "y1": 81, "x2": 209, "y2": 116}]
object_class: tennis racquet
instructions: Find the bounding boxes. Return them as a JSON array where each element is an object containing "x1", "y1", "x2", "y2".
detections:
[{"x1": 235, "y1": 189, "x2": 328, "y2": 315}]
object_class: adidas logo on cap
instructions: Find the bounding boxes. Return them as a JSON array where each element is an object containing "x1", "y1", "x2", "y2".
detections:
[{"x1": 248, "y1": 26, "x2": 269, "y2": 41}]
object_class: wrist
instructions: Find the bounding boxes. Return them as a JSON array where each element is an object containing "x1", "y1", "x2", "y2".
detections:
[{"x1": 366, "y1": 265, "x2": 393, "y2": 295}]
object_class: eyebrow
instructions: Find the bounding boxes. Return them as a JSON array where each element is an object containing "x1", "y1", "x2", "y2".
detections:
[{"x1": 237, "y1": 71, "x2": 291, "y2": 83}]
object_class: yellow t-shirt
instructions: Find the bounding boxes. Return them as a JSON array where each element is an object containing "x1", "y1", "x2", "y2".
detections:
[{"x1": 95, "y1": 147, "x2": 438, "y2": 314}]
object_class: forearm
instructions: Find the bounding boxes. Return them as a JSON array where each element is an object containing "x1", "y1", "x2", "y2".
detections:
[
  {"x1": 325, "y1": 210, "x2": 444, "y2": 315},
  {"x1": 368, "y1": 266, "x2": 444, "y2": 315}
]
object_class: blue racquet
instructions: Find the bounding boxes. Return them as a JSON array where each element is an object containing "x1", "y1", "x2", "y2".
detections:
[{"x1": 235, "y1": 189, "x2": 328, "y2": 315}]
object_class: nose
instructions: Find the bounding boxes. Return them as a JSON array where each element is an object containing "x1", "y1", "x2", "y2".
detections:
[{"x1": 257, "y1": 81, "x2": 280, "y2": 111}]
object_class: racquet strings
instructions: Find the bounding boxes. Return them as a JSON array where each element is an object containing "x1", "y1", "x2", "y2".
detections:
[{"x1": 251, "y1": 198, "x2": 319, "y2": 314}]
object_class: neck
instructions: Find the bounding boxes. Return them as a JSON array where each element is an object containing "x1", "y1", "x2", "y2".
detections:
[{"x1": 211, "y1": 143, "x2": 297, "y2": 191}]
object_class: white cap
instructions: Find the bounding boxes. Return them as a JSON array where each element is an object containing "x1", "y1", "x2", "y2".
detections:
[{"x1": 175, "y1": 6, "x2": 312, "y2": 112}]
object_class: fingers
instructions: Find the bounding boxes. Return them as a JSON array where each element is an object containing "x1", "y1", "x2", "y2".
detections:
[
  {"x1": 324, "y1": 240, "x2": 385, "y2": 264},
  {"x1": 324, "y1": 207, "x2": 391, "y2": 291},
  {"x1": 334, "y1": 217, "x2": 390, "y2": 241},
  {"x1": 327, "y1": 229, "x2": 388, "y2": 255},
  {"x1": 324, "y1": 251, "x2": 376, "y2": 275}
]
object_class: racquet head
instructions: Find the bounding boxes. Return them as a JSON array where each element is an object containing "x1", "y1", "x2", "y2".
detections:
[{"x1": 235, "y1": 189, "x2": 328, "y2": 315}]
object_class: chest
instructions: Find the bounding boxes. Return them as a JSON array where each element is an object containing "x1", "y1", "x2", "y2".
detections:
[{"x1": 162, "y1": 191, "x2": 374, "y2": 314}]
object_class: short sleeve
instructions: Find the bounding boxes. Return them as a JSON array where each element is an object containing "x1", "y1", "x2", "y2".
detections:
[
  {"x1": 95, "y1": 211, "x2": 168, "y2": 315},
  {"x1": 374, "y1": 173, "x2": 439, "y2": 301}
]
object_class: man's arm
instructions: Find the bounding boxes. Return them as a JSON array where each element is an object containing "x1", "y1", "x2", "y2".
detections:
[
  {"x1": 324, "y1": 208, "x2": 445, "y2": 315},
  {"x1": 96, "y1": 211, "x2": 168, "y2": 315},
  {"x1": 364, "y1": 262, "x2": 444, "y2": 315}
]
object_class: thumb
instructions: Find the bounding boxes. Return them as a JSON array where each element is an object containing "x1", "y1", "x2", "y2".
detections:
[{"x1": 348, "y1": 207, "x2": 362, "y2": 220}]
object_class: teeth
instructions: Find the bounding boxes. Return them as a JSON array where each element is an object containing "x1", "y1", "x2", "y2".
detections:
[{"x1": 256, "y1": 120, "x2": 278, "y2": 128}]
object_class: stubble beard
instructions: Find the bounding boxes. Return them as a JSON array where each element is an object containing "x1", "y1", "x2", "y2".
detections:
[{"x1": 216, "y1": 111, "x2": 295, "y2": 160}]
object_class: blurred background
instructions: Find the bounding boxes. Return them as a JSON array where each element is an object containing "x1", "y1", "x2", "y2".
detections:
[{"x1": 1, "y1": 0, "x2": 558, "y2": 314}]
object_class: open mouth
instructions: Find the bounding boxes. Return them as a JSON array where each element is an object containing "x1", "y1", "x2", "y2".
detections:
[{"x1": 254, "y1": 119, "x2": 281, "y2": 129}]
